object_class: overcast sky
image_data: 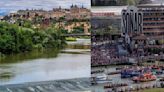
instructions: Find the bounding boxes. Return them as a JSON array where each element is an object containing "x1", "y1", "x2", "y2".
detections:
[
  {"x1": 0, "y1": 0, "x2": 90, "y2": 15},
  {"x1": 151, "y1": 0, "x2": 164, "y2": 4}
]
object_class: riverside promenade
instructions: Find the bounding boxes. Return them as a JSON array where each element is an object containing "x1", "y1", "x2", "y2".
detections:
[{"x1": 0, "y1": 78, "x2": 90, "y2": 92}]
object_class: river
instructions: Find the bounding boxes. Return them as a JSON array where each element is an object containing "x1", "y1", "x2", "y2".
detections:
[
  {"x1": 92, "y1": 65, "x2": 164, "y2": 92},
  {"x1": 0, "y1": 39, "x2": 91, "y2": 85}
]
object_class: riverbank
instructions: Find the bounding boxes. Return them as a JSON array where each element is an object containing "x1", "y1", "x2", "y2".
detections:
[
  {"x1": 66, "y1": 37, "x2": 77, "y2": 41},
  {"x1": 140, "y1": 88, "x2": 164, "y2": 92},
  {"x1": 66, "y1": 37, "x2": 91, "y2": 42}
]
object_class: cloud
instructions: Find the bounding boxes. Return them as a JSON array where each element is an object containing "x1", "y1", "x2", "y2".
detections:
[
  {"x1": 0, "y1": 0, "x2": 90, "y2": 15},
  {"x1": 151, "y1": 0, "x2": 164, "y2": 4}
]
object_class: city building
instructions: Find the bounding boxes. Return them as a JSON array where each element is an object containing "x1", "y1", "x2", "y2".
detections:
[
  {"x1": 68, "y1": 5, "x2": 90, "y2": 20},
  {"x1": 2, "y1": 5, "x2": 90, "y2": 34},
  {"x1": 122, "y1": 5, "x2": 164, "y2": 40},
  {"x1": 138, "y1": 5, "x2": 164, "y2": 38},
  {"x1": 121, "y1": 5, "x2": 164, "y2": 56},
  {"x1": 91, "y1": 6, "x2": 126, "y2": 32},
  {"x1": 9, "y1": 5, "x2": 90, "y2": 21}
]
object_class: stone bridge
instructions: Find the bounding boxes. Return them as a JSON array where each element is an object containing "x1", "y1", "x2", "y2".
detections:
[{"x1": 0, "y1": 78, "x2": 90, "y2": 92}]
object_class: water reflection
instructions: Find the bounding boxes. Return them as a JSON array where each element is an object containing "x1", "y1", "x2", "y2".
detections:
[
  {"x1": 0, "y1": 72, "x2": 15, "y2": 82},
  {"x1": 67, "y1": 44, "x2": 90, "y2": 49},
  {"x1": 0, "y1": 39, "x2": 91, "y2": 85},
  {"x1": 0, "y1": 49, "x2": 60, "y2": 64}
]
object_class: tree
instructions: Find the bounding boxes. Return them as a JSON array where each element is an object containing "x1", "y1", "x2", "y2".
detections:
[
  {"x1": 71, "y1": 26, "x2": 84, "y2": 34},
  {"x1": 0, "y1": 22, "x2": 66, "y2": 55}
]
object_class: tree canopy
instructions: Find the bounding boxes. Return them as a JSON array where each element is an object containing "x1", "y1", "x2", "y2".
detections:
[{"x1": 0, "y1": 22, "x2": 66, "y2": 55}]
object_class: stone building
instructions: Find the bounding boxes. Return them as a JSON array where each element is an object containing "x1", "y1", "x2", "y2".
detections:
[
  {"x1": 10, "y1": 5, "x2": 90, "y2": 21},
  {"x1": 67, "y1": 5, "x2": 90, "y2": 20}
]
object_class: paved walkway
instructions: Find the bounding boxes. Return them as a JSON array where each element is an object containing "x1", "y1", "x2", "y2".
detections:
[{"x1": 0, "y1": 78, "x2": 91, "y2": 92}]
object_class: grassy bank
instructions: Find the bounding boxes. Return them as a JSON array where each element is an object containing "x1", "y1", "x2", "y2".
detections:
[
  {"x1": 138, "y1": 88, "x2": 164, "y2": 92},
  {"x1": 66, "y1": 36, "x2": 90, "y2": 41},
  {"x1": 66, "y1": 37, "x2": 77, "y2": 41}
]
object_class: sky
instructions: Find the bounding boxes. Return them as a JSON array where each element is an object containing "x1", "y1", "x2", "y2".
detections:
[
  {"x1": 0, "y1": 0, "x2": 90, "y2": 16},
  {"x1": 91, "y1": 0, "x2": 164, "y2": 15},
  {"x1": 151, "y1": 0, "x2": 164, "y2": 4}
]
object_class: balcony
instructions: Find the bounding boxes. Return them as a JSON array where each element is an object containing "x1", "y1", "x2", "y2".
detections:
[
  {"x1": 143, "y1": 25, "x2": 164, "y2": 28},
  {"x1": 143, "y1": 15, "x2": 164, "y2": 18},
  {"x1": 143, "y1": 20, "x2": 164, "y2": 23}
]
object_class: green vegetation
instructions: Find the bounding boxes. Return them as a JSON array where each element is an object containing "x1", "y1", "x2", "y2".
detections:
[
  {"x1": 0, "y1": 52, "x2": 5, "y2": 59},
  {"x1": 66, "y1": 36, "x2": 90, "y2": 42},
  {"x1": 66, "y1": 37, "x2": 77, "y2": 41},
  {"x1": 0, "y1": 72, "x2": 14, "y2": 79},
  {"x1": 71, "y1": 26, "x2": 84, "y2": 34},
  {"x1": 0, "y1": 22, "x2": 66, "y2": 55},
  {"x1": 139, "y1": 88, "x2": 164, "y2": 92},
  {"x1": 0, "y1": 11, "x2": 90, "y2": 57},
  {"x1": 78, "y1": 36, "x2": 90, "y2": 39},
  {"x1": 0, "y1": 48, "x2": 60, "y2": 64}
]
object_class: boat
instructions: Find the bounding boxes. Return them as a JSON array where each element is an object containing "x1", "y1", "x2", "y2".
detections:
[
  {"x1": 151, "y1": 66, "x2": 163, "y2": 75},
  {"x1": 116, "y1": 67, "x2": 123, "y2": 70},
  {"x1": 92, "y1": 74, "x2": 113, "y2": 84},
  {"x1": 159, "y1": 77, "x2": 164, "y2": 81},
  {"x1": 91, "y1": 70, "x2": 104, "y2": 74},
  {"x1": 132, "y1": 73, "x2": 156, "y2": 83},
  {"x1": 95, "y1": 74, "x2": 107, "y2": 81},
  {"x1": 121, "y1": 69, "x2": 140, "y2": 78},
  {"x1": 108, "y1": 71, "x2": 120, "y2": 75},
  {"x1": 121, "y1": 66, "x2": 163, "y2": 79}
]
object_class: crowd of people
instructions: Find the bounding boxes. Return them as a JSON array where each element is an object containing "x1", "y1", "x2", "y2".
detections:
[
  {"x1": 91, "y1": 43, "x2": 117, "y2": 65},
  {"x1": 91, "y1": 41, "x2": 130, "y2": 66},
  {"x1": 103, "y1": 82, "x2": 164, "y2": 92},
  {"x1": 91, "y1": 35, "x2": 131, "y2": 66},
  {"x1": 91, "y1": 35, "x2": 164, "y2": 66}
]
